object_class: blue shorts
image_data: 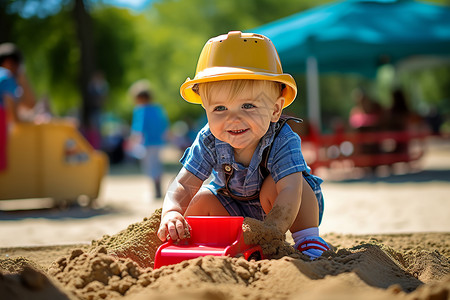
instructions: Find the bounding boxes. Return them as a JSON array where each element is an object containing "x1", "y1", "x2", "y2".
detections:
[{"x1": 205, "y1": 171, "x2": 324, "y2": 225}]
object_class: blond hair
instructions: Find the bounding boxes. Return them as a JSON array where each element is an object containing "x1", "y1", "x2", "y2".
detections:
[{"x1": 197, "y1": 80, "x2": 283, "y2": 106}]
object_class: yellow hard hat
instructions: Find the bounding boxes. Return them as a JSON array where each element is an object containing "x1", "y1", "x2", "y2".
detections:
[{"x1": 180, "y1": 31, "x2": 297, "y2": 108}]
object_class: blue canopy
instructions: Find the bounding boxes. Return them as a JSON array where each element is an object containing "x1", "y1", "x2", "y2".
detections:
[
  {"x1": 253, "y1": 0, "x2": 450, "y2": 76},
  {"x1": 252, "y1": 0, "x2": 450, "y2": 130}
]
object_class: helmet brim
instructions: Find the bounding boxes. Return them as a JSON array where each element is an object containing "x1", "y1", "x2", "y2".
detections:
[{"x1": 180, "y1": 67, "x2": 297, "y2": 108}]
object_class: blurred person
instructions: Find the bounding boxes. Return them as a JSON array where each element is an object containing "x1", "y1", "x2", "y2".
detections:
[
  {"x1": 385, "y1": 88, "x2": 411, "y2": 131},
  {"x1": 86, "y1": 70, "x2": 108, "y2": 149},
  {"x1": 424, "y1": 106, "x2": 443, "y2": 136},
  {"x1": 157, "y1": 32, "x2": 329, "y2": 260},
  {"x1": 0, "y1": 42, "x2": 36, "y2": 172},
  {"x1": 385, "y1": 88, "x2": 425, "y2": 153},
  {"x1": 349, "y1": 88, "x2": 383, "y2": 155},
  {"x1": 101, "y1": 112, "x2": 127, "y2": 164},
  {"x1": 349, "y1": 88, "x2": 383, "y2": 132},
  {"x1": 385, "y1": 88, "x2": 426, "y2": 132},
  {"x1": 128, "y1": 80, "x2": 169, "y2": 199}
]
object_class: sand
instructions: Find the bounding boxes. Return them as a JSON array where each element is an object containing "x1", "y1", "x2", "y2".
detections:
[
  {"x1": 1, "y1": 138, "x2": 449, "y2": 299},
  {"x1": 1, "y1": 207, "x2": 449, "y2": 300}
]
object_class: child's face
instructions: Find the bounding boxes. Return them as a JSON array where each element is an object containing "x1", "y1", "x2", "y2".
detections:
[
  {"x1": 2, "y1": 59, "x2": 20, "y2": 76},
  {"x1": 135, "y1": 95, "x2": 148, "y2": 105},
  {"x1": 202, "y1": 82, "x2": 284, "y2": 151}
]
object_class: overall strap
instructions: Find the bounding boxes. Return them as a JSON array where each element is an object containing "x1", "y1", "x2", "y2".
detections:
[
  {"x1": 259, "y1": 115, "x2": 302, "y2": 178},
  {"x1": 217, "y1": 115, "x2": 302, "y2": 201}
]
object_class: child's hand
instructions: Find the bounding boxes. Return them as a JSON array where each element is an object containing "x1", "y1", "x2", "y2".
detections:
[{"x1": 157, "y1": 211, "x2": 189, "y2": 242}]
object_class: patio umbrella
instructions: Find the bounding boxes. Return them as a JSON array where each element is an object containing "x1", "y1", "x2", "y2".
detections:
[{"x1": 252, "y1": 0, "x2": 450, "y2": 131}]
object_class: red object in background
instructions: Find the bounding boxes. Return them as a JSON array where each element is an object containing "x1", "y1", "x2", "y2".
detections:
[
  {"x1": 300, "y1": 124, "x2": 429, "y2": 172},
  {"x1": 154, "y1": 216, "x2": 264, "y2": 269}
]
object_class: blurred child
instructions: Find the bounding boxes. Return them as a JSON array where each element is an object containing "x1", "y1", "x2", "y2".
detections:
[
  {"x1": 129, "y1": 80, "x2": 169, "y2": 199},
  {"x1": 0, "y1": 43, "x2": 36, "y2": 171},
  {"x1": 349, "y1": 88, "x2": 383, "y2": 132},
  {"x1": 157, "y1": 31, "x2": 329, "y2": 259}
]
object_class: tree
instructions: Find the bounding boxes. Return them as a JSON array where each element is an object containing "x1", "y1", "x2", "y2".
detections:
[{"x1": 73, "y1": 0, "x2": 97, "y2": 134}]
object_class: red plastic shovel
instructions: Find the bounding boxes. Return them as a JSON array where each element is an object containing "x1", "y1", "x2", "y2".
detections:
[{"x1": 154, "y1": 216, "x2": 264, "y2": 268}]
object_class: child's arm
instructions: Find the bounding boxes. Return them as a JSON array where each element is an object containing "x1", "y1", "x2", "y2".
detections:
[
  {"x1": 264, "y1": 172, "x2": 303, "y2": 233},
  {"x1": 15, "y1": 69, "x2": 36, "y2": 109},
  {"x1": 157, "y1": 167, "x2": 203, "y2": 241},
  {"x1": 4, "y1": 94, "x2": 19, "y2": 123}
]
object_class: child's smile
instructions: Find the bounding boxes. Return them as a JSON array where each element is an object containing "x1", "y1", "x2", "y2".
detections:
[{"x1": 227, "y1": 128, "x2": 249, "y2": 135}]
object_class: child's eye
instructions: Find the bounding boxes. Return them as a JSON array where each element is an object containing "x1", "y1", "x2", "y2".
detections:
[
  {"x1": 213, "y1": 105, "x2": 227, "y2": 111},
  {"x1": 242, "y1": 103, "x2": 256, "y2": 109}
]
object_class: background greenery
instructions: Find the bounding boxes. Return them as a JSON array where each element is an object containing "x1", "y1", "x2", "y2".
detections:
[{"x1": 1, "y1": 0, "x2": 449, "y2": 133}]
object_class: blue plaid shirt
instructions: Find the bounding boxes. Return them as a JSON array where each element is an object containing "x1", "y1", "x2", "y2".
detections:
[{"x1": 180, "y1": 121, "x2": 319, "y2": 198}]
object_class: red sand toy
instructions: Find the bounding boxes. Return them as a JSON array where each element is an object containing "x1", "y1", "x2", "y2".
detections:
[{"x1": 154, "y1": 216, "x2": 264, "y2": 268}]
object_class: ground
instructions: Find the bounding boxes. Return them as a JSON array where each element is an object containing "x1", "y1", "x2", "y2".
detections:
[{"x1": 0, "y1": 137, "x2": 449, "y2": 300}]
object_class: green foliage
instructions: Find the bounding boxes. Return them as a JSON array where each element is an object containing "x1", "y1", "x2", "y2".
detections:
[
  {"x1": 90, "y1": 6, "x2": 143, "y2": 119},
  {"x1": 8, "y1": 7, "x2": 80, "y2": 114}
]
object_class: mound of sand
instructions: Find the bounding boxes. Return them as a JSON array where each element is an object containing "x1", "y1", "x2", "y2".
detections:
[
  {"x1": 90, "y1": 209, "x2": 163, "y2": 269},
  {"x1": 1, "y1": 208, "x2": 449, "y2": 300}
]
